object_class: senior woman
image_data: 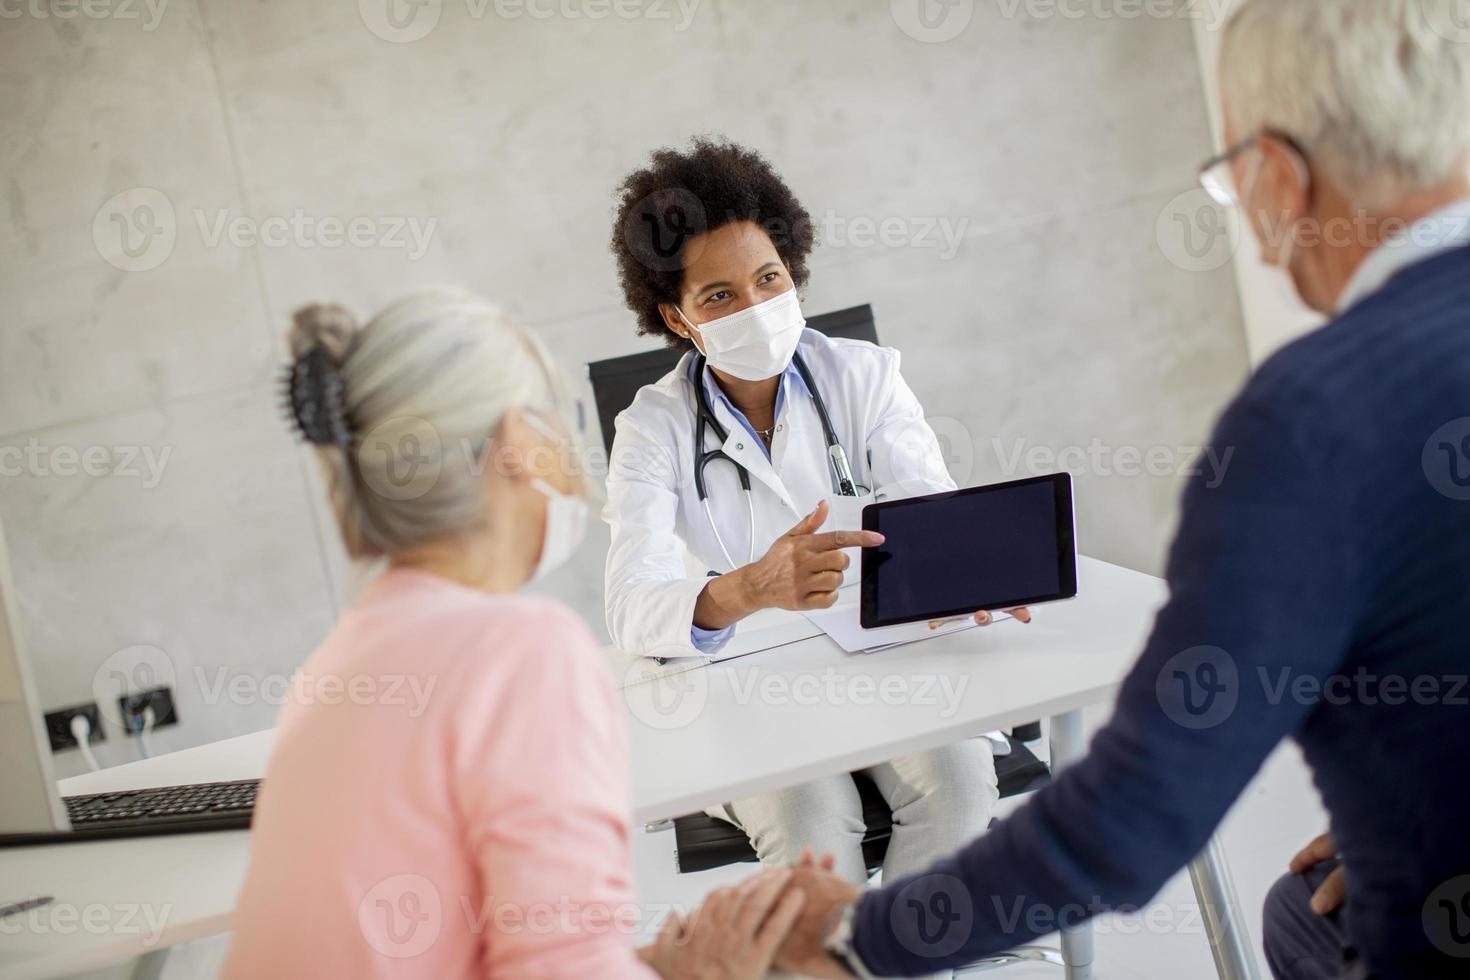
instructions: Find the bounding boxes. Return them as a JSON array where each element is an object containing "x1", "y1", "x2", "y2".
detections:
[
  {"x1": 221, "y1": 290, "x2": 802, "y2": 979},
  {"x1": 603, "y1": 139, "x2": 1028, "y2": 896}
]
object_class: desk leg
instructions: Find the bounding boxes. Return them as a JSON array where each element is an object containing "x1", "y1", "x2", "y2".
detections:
[
  {"x1": 1188, "y1": 836, "x2": 1262, "y2": 980},
  {"x1": 129, "y1": 949, "x2": 170, "y2": 980},
  {"x1": 1048, "y1": 710, "x2": 1094, "y2": 980}
]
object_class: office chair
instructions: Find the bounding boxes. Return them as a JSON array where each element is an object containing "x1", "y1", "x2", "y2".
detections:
[
  {"x1": 586, "y1": 304, "x2": 881, "y2": 455},
  {"x1": 588, "y1": 306, "x2": 1062, "y2": 972}
]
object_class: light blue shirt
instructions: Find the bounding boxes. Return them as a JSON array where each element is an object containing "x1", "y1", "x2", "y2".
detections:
[
  {"x1": 688, "y1": 356, "x2": 811, "y2": 653},
  {"x1": 1336, "y1": 197, "x2": 1470, "y2": 313}
]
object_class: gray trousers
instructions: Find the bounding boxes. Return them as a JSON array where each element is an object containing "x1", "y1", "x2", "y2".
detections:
[
  {"x1": 720, "y1": 738, "x2": 999, "y2": 886},
  {"x1": 1263, "y1": 859, "x2": 1359, "y2": 980}
]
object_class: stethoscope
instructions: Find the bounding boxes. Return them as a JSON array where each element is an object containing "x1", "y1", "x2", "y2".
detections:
[{"x1": 693, "y1": 350, "x2": 859, "y2": 570}]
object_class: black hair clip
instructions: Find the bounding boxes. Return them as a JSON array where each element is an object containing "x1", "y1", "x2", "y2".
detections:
[{"x1": 281, "y1": 346, "x2": 352, "y2": 447}]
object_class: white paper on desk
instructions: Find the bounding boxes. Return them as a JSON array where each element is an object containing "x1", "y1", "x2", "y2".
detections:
[
  {"x1": 801, "y1": 594, "x2": 1010, "y2": 654},
  {"x1": 607, "y1": 607, "x2": 824, "y2": 689}
]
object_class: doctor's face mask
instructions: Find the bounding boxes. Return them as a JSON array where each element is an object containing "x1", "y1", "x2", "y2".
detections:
[{"x1": 676, "y1": 288, "x2": 806, "y2": 382}]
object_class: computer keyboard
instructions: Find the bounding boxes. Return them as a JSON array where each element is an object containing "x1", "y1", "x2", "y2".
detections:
[
  {"x1": 66, "y1": 778, "x2": 257, "y2": 826},
  {"x1": 0, "y1": 779, "x2": 259, "y2": 847}
]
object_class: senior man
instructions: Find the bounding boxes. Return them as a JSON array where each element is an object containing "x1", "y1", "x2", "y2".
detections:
[{"x1": 776, "y1": 2, "x2": 1470, "y2": 978}]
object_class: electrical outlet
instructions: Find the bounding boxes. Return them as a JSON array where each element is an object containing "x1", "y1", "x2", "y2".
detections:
[
  {"x1": 117, "y1": 685, "x2": 177, "y2": 734},
  {"x1": 44, "y1": 702, "x2": 106, "y2": 753}
]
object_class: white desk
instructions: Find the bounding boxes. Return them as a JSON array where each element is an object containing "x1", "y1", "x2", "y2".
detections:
[
  {"x1": 0, "y1": 557, "x2": 1257, "y2": 980},
  {"x1": 0, "y1": 735, "x2": 270, "y2": 980},
  {"x1": 619, "y1": 557, "x2": 1163, "y2": 824}
]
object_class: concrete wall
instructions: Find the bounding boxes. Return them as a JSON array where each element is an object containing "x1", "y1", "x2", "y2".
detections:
[{"x1": 1, "y1": 0, "x2": 1247, "y2": 775}]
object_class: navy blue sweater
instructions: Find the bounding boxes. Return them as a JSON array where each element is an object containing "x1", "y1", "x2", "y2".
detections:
[{"x1": 855, "y1": 246, "x2": 1470, "y2": 978}]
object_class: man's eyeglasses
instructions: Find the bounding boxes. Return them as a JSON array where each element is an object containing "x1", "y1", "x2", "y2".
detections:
[{"x1": 1198, "y1": 129, "x2": 1309, "y2": 207}]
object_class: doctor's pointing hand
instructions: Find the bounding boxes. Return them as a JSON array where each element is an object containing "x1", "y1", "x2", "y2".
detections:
[{"x1": 692, "y1": 499, "x2": 884, "y2": 630}]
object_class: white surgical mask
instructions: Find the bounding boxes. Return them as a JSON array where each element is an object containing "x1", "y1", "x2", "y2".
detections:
[
  {"x1": 530, "y1": 478, "x2": 588, "y2": 582},
  {"x1": 677, "y1": 288, "x2": 806, "y2": 381}
]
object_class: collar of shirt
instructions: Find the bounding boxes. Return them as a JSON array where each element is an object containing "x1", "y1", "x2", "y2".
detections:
[
  {"x1": 688, "y1": 354, "x2": 810, "y2": 461},
  {"x1": 1336, "y1": 197, "x2": 1470, "y2": 314}
]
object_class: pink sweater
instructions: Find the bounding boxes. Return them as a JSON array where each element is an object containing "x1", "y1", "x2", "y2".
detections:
[{"x1": 221, "y1": 568, "x2": 657, "y2": 979}]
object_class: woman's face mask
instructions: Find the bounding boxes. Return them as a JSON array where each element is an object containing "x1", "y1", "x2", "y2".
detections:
[
  {"x1": 521, "y1": 410, "x2": 589, "y2": 583},
  {"x1": 529, "y1": 478, "x2": 588, "y2": 582},
  {"x1": 677, "y1": 288, "x2": 806, "y2": 381}
]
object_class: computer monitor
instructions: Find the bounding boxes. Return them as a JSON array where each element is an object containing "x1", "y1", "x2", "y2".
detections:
[{"x1": 0, "y1": 515, "x2": 69, "y2": 835}]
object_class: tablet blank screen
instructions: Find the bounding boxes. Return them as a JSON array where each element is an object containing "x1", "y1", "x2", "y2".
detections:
[{"x1": 870, "y1": 480, "x2": 1062, "y2": 622}]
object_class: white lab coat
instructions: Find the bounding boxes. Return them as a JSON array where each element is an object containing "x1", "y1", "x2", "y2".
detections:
[{"x1": 603, "y1": 328, "x2": 958, "y2": 659}]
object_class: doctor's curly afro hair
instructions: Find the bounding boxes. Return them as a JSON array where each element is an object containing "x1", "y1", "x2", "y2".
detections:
[{"x1": 610, "y1": 137, "x2": 816, "y2": 350}]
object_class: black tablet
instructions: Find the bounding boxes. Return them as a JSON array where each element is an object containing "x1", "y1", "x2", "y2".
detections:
[{"x1": 860, "y1": 474, "x2": 1077, "y2": 629}]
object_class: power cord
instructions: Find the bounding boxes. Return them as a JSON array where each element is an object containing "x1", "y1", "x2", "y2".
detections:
[
  {"x1": 68, "y1": 714, "x2": 100, "y2": 773},
  {"x1": 133, "y1": 704, "x2": 156, "y2": 760}
]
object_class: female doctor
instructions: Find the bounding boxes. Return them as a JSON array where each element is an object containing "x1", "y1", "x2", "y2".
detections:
[{"x1": 603, "y1": 138, "x2": 1028, "y2": 891}]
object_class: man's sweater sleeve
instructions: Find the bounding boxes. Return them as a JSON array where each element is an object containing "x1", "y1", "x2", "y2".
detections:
[{"x1": 853, "y1": 393, "x2": 1364, "y2": 976}]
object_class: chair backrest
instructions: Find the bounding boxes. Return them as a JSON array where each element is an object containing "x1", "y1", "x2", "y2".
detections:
[{"x1": 586, "y1": 304, "x2": 879, "y2": 454}]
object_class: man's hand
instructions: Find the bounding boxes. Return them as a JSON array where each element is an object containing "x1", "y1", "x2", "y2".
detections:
[
  {"x1": 1290, "y1": 832, "x2": 1346, "y2": 916},
  {"x1": 773, "y1": 849, "x2": 865, "y2": 978}
]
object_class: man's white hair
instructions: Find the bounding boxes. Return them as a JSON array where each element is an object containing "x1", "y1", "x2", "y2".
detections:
[{"x1": 1220, "y1": 0, "x2": 1470, "y2": 209}]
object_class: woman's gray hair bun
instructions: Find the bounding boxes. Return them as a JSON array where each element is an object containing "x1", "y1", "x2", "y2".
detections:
[
  {"x1": 281, "y1": 289, "x2": 571, "y2": 560},
  {"x1": 284, "y1": 304, "x2": 360, "y2": 447}
]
